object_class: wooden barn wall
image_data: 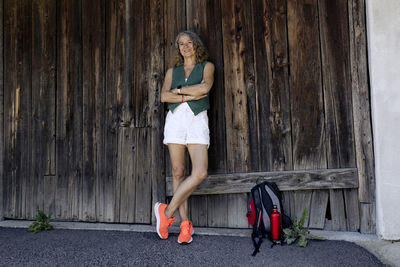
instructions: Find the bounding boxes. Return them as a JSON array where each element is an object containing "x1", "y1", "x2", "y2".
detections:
[{"x1": 1, "y1": 0, "x2": 375, "y2": 232}]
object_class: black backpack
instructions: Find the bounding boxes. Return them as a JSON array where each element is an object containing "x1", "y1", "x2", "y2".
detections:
[{"x1": 246, "y1": 181, "x2": 292, "y2": 256}]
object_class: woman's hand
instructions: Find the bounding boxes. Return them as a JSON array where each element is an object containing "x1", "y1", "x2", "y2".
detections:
[{"x1": 170, "y1": 88, "x2": 179, "y2": 94}]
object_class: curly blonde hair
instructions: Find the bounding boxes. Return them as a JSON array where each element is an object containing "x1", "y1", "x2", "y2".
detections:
[{"x1": 174, "y1": 31, "x2": 209, "y2": 66}]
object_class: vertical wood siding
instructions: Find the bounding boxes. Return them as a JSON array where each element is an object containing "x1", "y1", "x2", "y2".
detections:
[
  {"x1": 149, "y1": 0, "x2": 165, "y2": 225},
  {"x1": 4, "y1": 0, "x2": 33, "y2": 219},
  {"x1": 82, "y1": 0, "x2": 105, "y2": 222},
  {"x1": 56, "y1": 0, "x2": 82, "y2": 221},
  {"x1": 1, "y1": 0, "x2": 375, "y2": 232},
  {"x1": 349, "y1": 0, "x2": 375, "y2": 233},
  {"x1": 31, "y1": 0, "x2": 57, "y2": 219},
  {"x1": 0, "y1": 0, "x2": 4, "y2": 220}
]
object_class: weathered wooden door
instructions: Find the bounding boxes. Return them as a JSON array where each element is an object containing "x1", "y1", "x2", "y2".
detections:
[{"x1": 1, "y1": 0, "x2": 165, "y2": 224}]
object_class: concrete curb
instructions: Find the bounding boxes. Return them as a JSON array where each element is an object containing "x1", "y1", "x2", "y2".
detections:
[
  {"x1": 0, "y1": 220, "x2": 377, "y2": 240},
  {"x1": 0, "y1": 220, "x2": 253, "y2": 236}
]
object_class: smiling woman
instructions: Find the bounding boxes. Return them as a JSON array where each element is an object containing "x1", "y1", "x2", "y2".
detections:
[{"x1": 155, "y1": 30, "x2": 215, "y2": 244}]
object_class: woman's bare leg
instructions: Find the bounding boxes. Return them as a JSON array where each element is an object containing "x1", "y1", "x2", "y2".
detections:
[
  {"x1": 168, "y1": 144, "x2": 189, "y2": 221},
  {"x1": 165, "y1": 144, "x2": 208, "y2": 218}
]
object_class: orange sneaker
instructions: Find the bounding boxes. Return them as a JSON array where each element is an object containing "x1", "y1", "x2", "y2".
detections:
[
  {"x1": 178, "y1": 220, "x2": 194, "y2": 244},
  {"x1": 154, "y1": 202, "x2": 176, "y2": 239}
]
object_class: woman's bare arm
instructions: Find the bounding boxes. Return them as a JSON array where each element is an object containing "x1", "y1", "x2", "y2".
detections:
[
  {"x1": 170, "y1": 62, "x2": 215, "y2": 96},
  {"x1": 160, "y1": 68, "x2": 207, "y2": 103}
]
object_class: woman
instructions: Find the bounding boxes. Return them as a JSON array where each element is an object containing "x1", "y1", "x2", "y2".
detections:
[{"x1": 154, "y1": 30, "x2": 215, "y2": 244}]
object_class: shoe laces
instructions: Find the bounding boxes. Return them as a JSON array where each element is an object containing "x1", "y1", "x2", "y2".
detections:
[{"x1": 167, "y1": 217, "x2": 176, "y2": 227}]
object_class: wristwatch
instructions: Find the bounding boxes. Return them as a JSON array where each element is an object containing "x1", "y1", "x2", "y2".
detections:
[{"x1": 177, "y1": 85, "x2": 182, "y2": 94}]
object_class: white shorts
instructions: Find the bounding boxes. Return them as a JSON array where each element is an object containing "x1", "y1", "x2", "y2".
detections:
[{"x1": 163, "y1": 103, "x2": 210, "y2": 147}]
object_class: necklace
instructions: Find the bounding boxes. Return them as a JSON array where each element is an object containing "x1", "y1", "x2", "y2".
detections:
[{"x1": 184, "y1": 64, "x2": 195, "y2": 83}]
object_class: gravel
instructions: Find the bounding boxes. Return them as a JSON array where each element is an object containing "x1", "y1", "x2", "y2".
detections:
[{"x1": 0, "y1": 228, "x2": 385, "y2": 267}]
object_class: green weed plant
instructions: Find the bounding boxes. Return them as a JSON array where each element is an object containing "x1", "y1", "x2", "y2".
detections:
[
  {"x1": 283, "y1": 207, "x2": 325, "y2": 247},
  {"x1": 28, "y1": 210, "x2": 54, "y2": 233}
]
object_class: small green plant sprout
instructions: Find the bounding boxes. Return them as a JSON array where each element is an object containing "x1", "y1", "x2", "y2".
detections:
[
  {"x1": 28, "y1": 210, "x2": 54, "y2": 233},
  {"x1": 283, "y1": 207, "x2": 325, "y2": 247}
]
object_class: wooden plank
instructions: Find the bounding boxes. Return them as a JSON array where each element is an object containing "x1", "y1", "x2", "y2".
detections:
[
  {"x1": 319, "y1": 0, "x2": 355, "y2": 169},
  {"x1": 207, "y1": 194, "x2": 228, "y2": 227},
  {"x1": 308, "y1": 190, "x2": 329, "y2": 229},
  {"x1": 118, "y1": 128, "x2": 136, "y2": 223},
  {"x1": 113, "y1": 0, "x2": 134, "y2": 223},
  {"x1": 220, "y1": 0, "x2": 256, "y2": 228},
  {"x1": 3, "y1": 0, "x2": 17, "y2": 218},
  {"x1": 166, "y1": 168, "x2": 359, "y2": 196},
  {"x1": 186, "y1": 0, "x2": 227, "y2": 174},
  {"x1": 56, "y1": 0, "x2": 82, "y2": 220},
  {"x1": 344, "y1": 188, "x2": 360, "y2": 232},
  {"x1": 19, "y1": 0, "x2": 32, "y2": 220},
  {"x1": 251, "y1": 0, "x2": 292, "y2": 172},
  {"x1": 133, "y1": 0, "x2": 152, "y2": 128},
  {"x1": 227, "y1": 193, "x2": 248, "y2": 228},
  {"x1": 164, "y1": 0, "x2": 185, "y2": 69},
  {"x1": 329, "y1": 189, "x2": 347, "y2": 230},
  {"x1": 360, "y1": 203, "x2": 375, "y2": 234},
  {"x1": 31, "y1": 0, "x2": 56, "y2": 220},
  {"x1": 0, "y1": 0, "x2": 4, "y2": 220},
  {"x1": 102, "y1": 0, "x2": 126, "y2": 222},
  {"x1": 318, "y1": 0, "x2": 358, "y2": 233},
  {"x1": 287, "y1": 191, "x2": 296, "y2": 219},
  {"x1": 131, "y1": 1, "x2": 152, "y2": 223},
  {"x1": 287, "y1": 0, "x2": 326, "y2": 170},
  {"x1": 221, "y1": 0, "x2": 255, "y2": 173},
  {"x1": 81, "y1": 0, "x2": 105, "y2": 222},
  {"x1": 294, "y1": 191, "x2": 312, "y2": 227},
  {"x1": 148, "y1": 0, "x2": 164, "y2": 129},
  {"x1": 150, "y1": 0, "x2": 166, "y2": 225},
  {"x1": 92, "y1": 0, "x2": 107, "y2": 222},
  {"x1": 135, "y1": 128, "x2": 152, "y2": 224},
  {"x1": 288, "y1": 0, "x2": 326, "y2": 231},
  {"x1": 319, "y1": 0, "x2": 359, "y2": 231},
  {"x1": 151, "y1": 127, "x2": 166, "y2": 224},
  {"x1": 3, "y1": 0, "x2": 32, "y2": 219},
  {"x1": 110, "y1": 0, "x2": 153, "y2": 223},
  {"x1": 32, "y1": 0, "x2": 56, "y2": 177},
  {"x1": 324, "y1": 218, "x2": 333, "y2": 231},
  {"x1": 281, "y1": 191, "x2": 292, "y2": 219},
  {"x1": 43, "y1": 176, "x2": 56, "y2": 217},
  {"x1": 189, "y1": 196, "x2": 208, "y2": 227},
  {"x1": 349, "y1": 0, "x2": 375, "y2": 203}
]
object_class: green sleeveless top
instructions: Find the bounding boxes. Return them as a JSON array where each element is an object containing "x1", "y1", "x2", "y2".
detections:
[{"x1": 168, "y1": 61, "x2": 210, "y2": 115}]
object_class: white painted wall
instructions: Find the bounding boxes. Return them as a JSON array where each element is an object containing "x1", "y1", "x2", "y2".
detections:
[{"x1": 366, "y1": 0, "x2": 400, "y2": 240}]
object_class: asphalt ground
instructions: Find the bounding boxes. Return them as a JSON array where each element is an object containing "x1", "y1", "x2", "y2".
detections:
[{"x1": 0, "y1": 228, "x2": 385, "y2": 267}]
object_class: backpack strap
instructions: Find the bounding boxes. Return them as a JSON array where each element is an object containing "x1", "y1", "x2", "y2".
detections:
[
  {"x1": 251, "y1": 207, "x2": 265, "y2": 256},
  {"x1": 251, "y1": 186, "x2": 266, "y2": 256},
  {"x1": 251, "y1": 232, "x2": 263, "y2": 256}
]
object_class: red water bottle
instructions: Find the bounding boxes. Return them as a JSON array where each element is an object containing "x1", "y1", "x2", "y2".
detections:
[{"x1": 270, "y1": 205, "x2": 281, "y2": 241}]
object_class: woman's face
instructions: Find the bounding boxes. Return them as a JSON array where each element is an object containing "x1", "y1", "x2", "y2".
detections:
[{"x1": 178, "y1": 35, "x2": 195, "y2": 58}]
